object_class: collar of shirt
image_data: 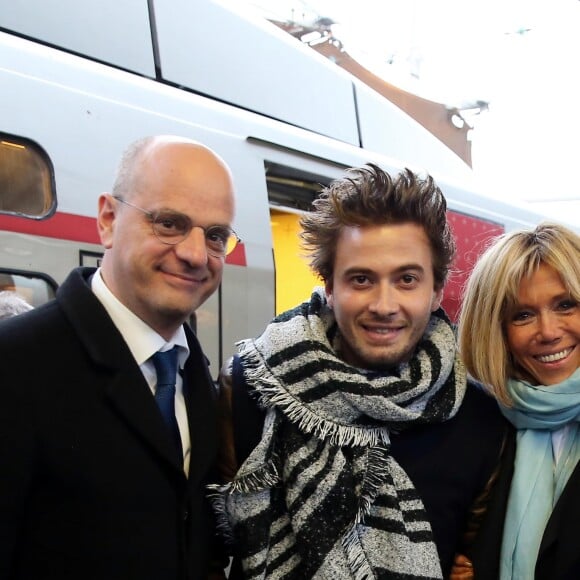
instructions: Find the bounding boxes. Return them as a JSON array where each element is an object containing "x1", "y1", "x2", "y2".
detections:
[
  {"x1": 91, "y1": 268, "x2": 190, "y2": 368},
  {"x1": 552, "y1": 423, "x2": 574, "y2": 466},
  {"x1": 92, "y1": 269, "x2": 192, "y2": 474}
]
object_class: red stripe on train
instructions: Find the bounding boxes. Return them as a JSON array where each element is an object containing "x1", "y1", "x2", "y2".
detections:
[
  {"x1": 0, "y1": 212, "x2": 248, "y2": 266},
  {"x1": 225, "y1": 242, "x2": 246, "y2": 266},
  {"x1": 0, "y1": 212, "x2": 101, "y2": 243}
]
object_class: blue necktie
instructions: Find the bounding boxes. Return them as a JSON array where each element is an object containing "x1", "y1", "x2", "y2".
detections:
[{"x1": 151, "y1": 347, "x2": 183, "y2": 458}]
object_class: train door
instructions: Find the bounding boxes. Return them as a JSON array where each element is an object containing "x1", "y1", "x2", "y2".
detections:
[{"x1": 265, "y1": 161, "x2": 331, "y2": 314}]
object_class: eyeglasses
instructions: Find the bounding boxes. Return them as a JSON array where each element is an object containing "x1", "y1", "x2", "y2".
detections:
[{"x1": 112, "y1": 195, "x2": 241, "y2": 258}]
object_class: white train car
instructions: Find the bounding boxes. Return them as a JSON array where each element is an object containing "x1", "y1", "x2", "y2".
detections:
[{"x1": 0, "y1": 0, "x2": 560, "y2": 372}]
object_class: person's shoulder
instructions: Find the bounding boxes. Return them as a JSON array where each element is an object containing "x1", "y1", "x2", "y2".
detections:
[
  {"x1": 0, "y1": 267, "x2": 97, "y2": 341},
  {"x1": 0, "y1": 298, "x2": 61, "y2": 341},
  {"x1": 465, "y1": 378, "x2": 497, "y2": 402},
  {"x1": 449, "y1": 381, "x2": 510, "y2": 464},
  {"x1": 461, "y1": 378, "x2": 505, "y2": 424},
  {"x1": 465, "y1": 378, "x2": 492, "y2": 395},
  {"x1": 0, "y1": 301, "x2": 65, "y2": 387}
]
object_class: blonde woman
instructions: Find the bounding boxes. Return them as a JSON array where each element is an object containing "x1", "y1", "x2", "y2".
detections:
[{"x1": 452, "y1": 222, "x2": 580, "y2": 580}]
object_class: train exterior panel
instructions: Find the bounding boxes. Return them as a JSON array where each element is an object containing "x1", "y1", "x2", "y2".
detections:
[{"x1": 0, "y1": 0, "x2": 565, "y2": 371}]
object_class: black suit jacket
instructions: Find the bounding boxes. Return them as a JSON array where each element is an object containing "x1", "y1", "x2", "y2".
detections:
[
  {"x1": 471, "y1": 431, "x2": 580, "y2": 580},
  {"x1": 0, "y1": 268, "x2": 222, "y2": 580}
]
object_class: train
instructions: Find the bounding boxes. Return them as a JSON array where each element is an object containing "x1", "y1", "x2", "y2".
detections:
[{"x1": 0, "y1": 0, "x2": 563, "y2": 372}]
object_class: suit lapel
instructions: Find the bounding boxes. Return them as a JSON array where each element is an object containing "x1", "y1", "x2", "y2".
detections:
[
  {"x1": 56, "y1": 267, "x2": 186, "y2": 477},
  {"x1": 183, "y1": 325, "x2": 219, "y2": 486},
  {"x1": 104, "y1": 368, "x2": 186, "y2": 475}
]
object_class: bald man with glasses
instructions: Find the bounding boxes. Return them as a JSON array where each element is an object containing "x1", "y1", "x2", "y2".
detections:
[{"x1": 0, "y1": 135, "x2": 236, "y2": 580}]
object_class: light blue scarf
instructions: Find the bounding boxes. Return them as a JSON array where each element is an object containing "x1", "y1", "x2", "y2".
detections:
[{"x1": 499, "y1": 368, "x2": 580, "y2": 580}]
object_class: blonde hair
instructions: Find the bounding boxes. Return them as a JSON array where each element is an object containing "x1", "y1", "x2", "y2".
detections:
[{"x1": 458, "y1": 222, "x2": 580, "y2": 405}]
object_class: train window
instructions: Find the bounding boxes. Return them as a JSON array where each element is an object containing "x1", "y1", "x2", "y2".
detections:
[
  {"x1": 0, "y1": 133, "x2": 56, "y2": 217},
  {"x1": 0, "y1": 269, "x2": 57, "y2": 308},
  {"x1": 265, "y1": 161, "x2": 332, "y2": 211}
]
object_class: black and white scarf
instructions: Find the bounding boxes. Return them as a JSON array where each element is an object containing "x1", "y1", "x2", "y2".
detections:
[{"x1": 214, "y1": 288, "x2": 466, "y2": 579}]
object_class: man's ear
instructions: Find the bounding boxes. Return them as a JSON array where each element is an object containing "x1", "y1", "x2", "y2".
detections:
[
  {"x1": 431, "y1": 287, "x2": 444, "y2": 312},
  {"x1": 325, "y1": 280, "x2": 334, "y2": 309},
  {"x1": 97, "y1": 193, "x2": 116, "y2": 249}
]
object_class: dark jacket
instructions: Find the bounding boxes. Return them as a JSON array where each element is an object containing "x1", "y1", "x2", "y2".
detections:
[
  {"x1": 470, "y1": 430, "x2": 580, "y2": 580},
  {"x1": 0, "y1": 267, "x2": 223, "y2": 580},
  {"x1": 218, "y1": 355, "x2": 509, "y2": 578}
]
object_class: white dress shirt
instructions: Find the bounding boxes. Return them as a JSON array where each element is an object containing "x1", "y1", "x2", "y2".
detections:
[
  {"x1": 552, "y1": 423, "x2": 574, "y2": 467},
  {"x1": 91, "y1": 269, "x2": 191, "y2": 475}
]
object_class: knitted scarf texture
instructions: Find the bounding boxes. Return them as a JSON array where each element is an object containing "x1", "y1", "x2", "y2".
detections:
[{"x1": 214, "y1": 288, "x2": 467, "y2": 579}]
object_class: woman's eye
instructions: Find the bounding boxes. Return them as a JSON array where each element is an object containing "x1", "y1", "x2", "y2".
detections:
[
  {"x1": 558, "y1": 299, "x2": 578, "y2": 311},
  {"x1": 511, "y1": 311, "x2": 532, "y2": 324}
]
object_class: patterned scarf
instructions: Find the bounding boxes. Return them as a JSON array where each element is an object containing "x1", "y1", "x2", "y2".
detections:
[{"x1": 213, "y1": 288, "x2": 466, "y2": 579}]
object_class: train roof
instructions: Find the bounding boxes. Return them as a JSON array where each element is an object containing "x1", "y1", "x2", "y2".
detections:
[{"x1": 1, "y1": 0, "x2": 477, "y2": 184}]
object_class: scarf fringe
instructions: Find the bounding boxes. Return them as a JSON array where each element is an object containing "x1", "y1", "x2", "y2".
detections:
[
  {"x1": 342, "y1": 523, "x2": 376, "y2": 580},
  {"x1": 261, "y1": 384, "x2": 389, "y2": 447},
  {"x1": 230, "y1": 458, "x2": 280, "y2": 495},
  {"x1": 206, "y1": 483, "x2": 236, "y2": 548},
  {"x1": 239, "y1": 340, "x2": 390, "y2": 448},
  {"x1": 206, "y1": 460, "x2": 280, "y2": 551},
  {"x1": 357, "y1": 446, "x2": 391, "y2": 524},
  {"x1": 340, "y1": 446, "x2": 391, "y2": 579}
]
